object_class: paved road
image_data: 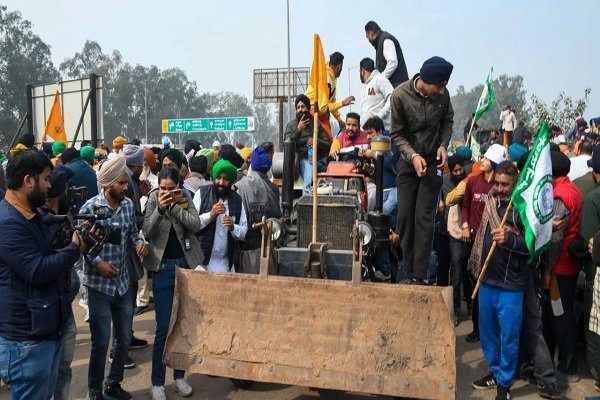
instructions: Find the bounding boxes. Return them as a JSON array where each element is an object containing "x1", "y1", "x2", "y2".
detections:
[{"x1": 1, "y1": 299, "x2": 598, "y2": 399}]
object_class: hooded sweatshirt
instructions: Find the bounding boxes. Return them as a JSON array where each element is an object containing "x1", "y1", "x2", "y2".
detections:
[{"x1": 361, "y1": 70, "x2": 394, "y2": 130}]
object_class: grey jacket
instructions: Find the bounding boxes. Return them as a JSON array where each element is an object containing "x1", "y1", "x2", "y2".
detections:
[
  {"x1": 390, "y1": 74, "x2": 454, "y2": 160},
  {"x1": 142, "y1": 189, "x2": 203, "y2": 271}
]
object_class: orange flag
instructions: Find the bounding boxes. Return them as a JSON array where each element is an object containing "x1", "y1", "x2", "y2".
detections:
[
  {"x1": 307, "y1": 34, "x2": 329, "y2": 113},
  {"x1": 44, "y1": 91, "x2": 68, "y2": 143}
]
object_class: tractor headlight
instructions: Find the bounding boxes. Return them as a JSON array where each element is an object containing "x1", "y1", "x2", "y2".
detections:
[
  {"x1": 268, "y1": 218, "x2": 284, "y2": 242},
  {"x1": 358, "y1": 221, "x2": 374, "y2": 246}
]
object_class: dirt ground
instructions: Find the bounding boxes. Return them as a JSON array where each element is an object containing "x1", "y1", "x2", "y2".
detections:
[{"x1": 1, "y1": 297, "x2": 599, "y2": 400}]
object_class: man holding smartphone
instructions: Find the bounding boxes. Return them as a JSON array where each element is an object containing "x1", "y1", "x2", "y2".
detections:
[{"x1": 193, "y1": 159, "x2": 247, "y2": 272}]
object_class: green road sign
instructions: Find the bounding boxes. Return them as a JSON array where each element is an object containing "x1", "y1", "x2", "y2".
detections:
[{"x1": 162, "y1": 116, "x2": 255, "y2": 133}]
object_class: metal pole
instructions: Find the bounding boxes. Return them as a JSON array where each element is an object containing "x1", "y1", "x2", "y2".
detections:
[
  {"x1": 286, "y1": 0, "x2": 293, "y2": 122},
  {"x1": 278, "y1": 99, "x2": 284, "y2": 151},
  {"x1": 26, "y1": 84, "x2": 34, "y2": 138},
  {"x1": 89, "y1": 73, "x2": 99, "y2": 147},
  {"x1": 144, "y1": 83, "x2": 148, "y2": 144}
]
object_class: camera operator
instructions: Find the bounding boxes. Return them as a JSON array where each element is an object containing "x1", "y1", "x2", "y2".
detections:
[
  {"x1": 77, "y1": 154, "x2": 148, "y2": 400},
  {"x1": 0, "y1": 150, "x2": 89, "y2": 400},
  {"x1": 37, "y1": 166, "x2": 81, "y2": 400}
]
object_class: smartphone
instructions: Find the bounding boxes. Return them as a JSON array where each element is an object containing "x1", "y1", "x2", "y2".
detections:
[{"x1": 170, "y1": 189, "x2": 182, "y2": 197}]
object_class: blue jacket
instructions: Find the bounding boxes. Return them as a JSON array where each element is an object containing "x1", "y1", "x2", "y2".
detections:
[
  {"x1": 67, "y1": 157, "x2": 98, "y2": 208},
  {"x1": 0, "y1": 199, "x2": 80, "y2": 341}
]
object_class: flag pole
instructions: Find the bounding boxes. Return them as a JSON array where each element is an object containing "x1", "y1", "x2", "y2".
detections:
[
  {"x1": 471, "y1": 199, "x2": 513, "y2": 299},
  {"x1": 465, "y1": 117, "x2": 477, "y2": 147},
  {"x1": 311, "y1": 103, "x2": 319, "y2": 243}
]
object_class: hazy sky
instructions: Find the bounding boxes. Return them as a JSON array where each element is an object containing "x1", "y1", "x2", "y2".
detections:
[{"x1": 5, "y1": 0, "x2": 600, "y2": 122}]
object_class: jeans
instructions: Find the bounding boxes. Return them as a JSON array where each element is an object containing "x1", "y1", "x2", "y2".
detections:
[
  {"x1": 152, "y1": 259, "x2": 187, "y2": 386},
  {"x1": 396, "y1": 159, "x2": 442, "y2": 279},
  {"x1": 479, "y1": 283, "x2": 524, "y2": 388},
  {"x1": 87, "y1": 287, "x2": 132, "y2": 393},
  {"x1": 449, "y1": 238, "x2": 473, "y2": 318},
  {"x1": 0, "y1": 336, "x2": 61, "y2": 400},
  {"x1": 521, "y1": 268, "x2": 556, "y2": 386},
  {"x1": 54, "y1": 313, "x2": 77, "y2": 400},
  {"x1": 382, "y1": 188, "x2": 398, "y2": 229},
  {"x1": 299, "y1": 158, "x2": 312, "y2": 195}
]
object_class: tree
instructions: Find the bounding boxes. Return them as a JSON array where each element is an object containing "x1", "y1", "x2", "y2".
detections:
[
  {"x1": 451, "y1": 74, "x2": 530, "y2": 140},
  {"x1": 528, "y1": 89, "x2": 590, "y2": 132},
  {"x1": 0, "y1": 5, "x2": 59, "y2": 150}
]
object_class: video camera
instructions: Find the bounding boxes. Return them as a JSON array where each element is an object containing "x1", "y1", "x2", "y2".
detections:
[{"x1": 44, "y1": 186, "x2": 122, "y2": 258}]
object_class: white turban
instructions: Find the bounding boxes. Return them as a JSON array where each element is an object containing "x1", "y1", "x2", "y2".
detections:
[
  {"x1": 122, "y1": 144, "x2": 145, "y2": 167},
  {"x1": 97, "y1": 154, "x2": 127, "y2": 188}
]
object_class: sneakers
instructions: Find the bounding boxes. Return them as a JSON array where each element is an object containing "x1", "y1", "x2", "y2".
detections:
[
  {"x1": 173, "y1": 378, "x2": 193, "y2": 397},
  {"x1": 150, "y1": 385, "x2": 167, "y2": 400},
  {"x1": 466, "y1": 330, "x2": 480, "y2": 343},
  {"x1": 495, "y1": 385, "x2": 511, "y2": 400},
  {"x1": 104, "y1": 383, "x2": 133, "y2": 400},
  {"x1": 472, "y1": 373, "x2": 497, "y2": 390},
  {"x1": 538, "y1": 381, "x2": 568, "y2": 399},
  {"x1": 373, "y1": 270, "x2": 391, "y2": 282},
  {"x1": 108, "y1": 354, "x2": 137, "y2": 369},
  {"x1": 399, "y1": 277, "x2": 428, "y2": 285},
  {"x1": 134, "y1": 305, "x2": 149, "y2": 315},
  {"x1": 130, "y1": 336, "x2": 148, "y2": 349}
]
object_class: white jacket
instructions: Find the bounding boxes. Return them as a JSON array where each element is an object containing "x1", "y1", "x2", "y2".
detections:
[{"x1": 360, "y1": 70, "x2": 394, "y2": 130}]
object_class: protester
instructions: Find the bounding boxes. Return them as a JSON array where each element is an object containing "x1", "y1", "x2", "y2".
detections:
[
  {"x1": 235, "y1": 146, "x2": 281, "y2": 274},
  {"x1": 305, "y1": 51, "x2": 355, "y2": 138},
  {"x1": 64, "y1": 146, "x2": 98, "y2": 209},
  {"x1": 359, "y1": 57, "x2": 394, "y2": 131},
  {"x1": 568, "y1": 140, "x2": 592, "y2": 181},
  {"x1": 469, "y1": 161, "x2": 528, "y2": 400},
  {"x1": 112, "y1": 135, "x2": 128, "y2": 154},
  {"x1": 51, "y1": 141, "x2": 67, "y2": 166},
  {"x1": 512, "y1": 121, "x2": 531, "y2": 145},
  {"x1": 364, "y1": 20, "x2": 409, "y2": 88},
  {"x1": 0, "y1": 150, "x2": 86, "y2": 400},
  {"x1": 143, "y1": 167, "x2": 202, "y2": 399},
  {"x1": 551, "y1": 125, "x2": 567, "y2": 145},
  {"x1": 390, "y1": 56, "x2": 454, "y2": 285},
  {"x1": 499, "y1": 105, "x2": 517, "y2": 146},
  {"x1": 284, "y1": 94, "x2": 330, "y2": 195},
  {"x1": 185, "y1": 155, "x2": 211, "y2": 193},
  {"x1": 78, "y1": 154, "x2": 148, "y2": 400},
  {"x1": 193, "y1": 159, "x2": 248, "y2": 271},
  {"x1": 542, "y1": 151, "x2": 583, "y2": 383},
  {"x1": 329, "y1": 113, "x2": 370, "y2": 161}
]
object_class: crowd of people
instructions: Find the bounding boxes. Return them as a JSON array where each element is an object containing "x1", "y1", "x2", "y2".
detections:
[{"x1": 0, "y1": 18, "x2": 599, "y2": 400}]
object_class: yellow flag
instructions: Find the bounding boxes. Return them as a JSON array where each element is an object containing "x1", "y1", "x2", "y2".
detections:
[
  {"x1": 307, "y1": 34, "x2": 329, "y2": 113},
  {"x1": 44, "y1": 91, "x2": 68, "y2": 143}
]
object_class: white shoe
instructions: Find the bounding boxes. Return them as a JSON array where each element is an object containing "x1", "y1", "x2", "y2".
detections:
[
  {"x1": 150, "y1": 385, "x2": 166, "y2": 400},
  {"x1": 173, "y1": 378, "x2": 193, "y2": 397},
  {"x1": 79, "y1": 298, "x2": 88, "y2": 310}
]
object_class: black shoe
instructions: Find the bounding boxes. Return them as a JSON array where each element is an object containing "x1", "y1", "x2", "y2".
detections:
[
  {"x1": 495, "y1": 385, "x2": 511, "y2": 400},
  {"x1": 104, "y1": 383, "x2": 132, "y2": 400},
  {"x1": 399, "y1": 278, "x2": 414, "y2": 285},
  {"x1": 472, "y1": 373, "x2": 497, "y2": 390},
  {"x1": 133, "y1": 305, "x2": 148, "y2": 315},
  {"x1": 373, "y1": 270, "x2": 391, "y2": 282},
  {"x1": 130, "y1": 336, "x2": 148, "y2": 349},
  {"x1": 453, "y1": 315, "x2": 460, "y2": 327},
  {"x1": 538, "y1": 381, "x2": 568, "y2": 399},
  {"x1": 87, "y1": 391, "x2": 103, "y2": 400},
  {"x1": 413, "y1": 278, "x2": 428, "y2": 286},
  {"x1": 108, "y1": 354, "x2": 136, "y2": 369},
  {"x1": 466, "y1": 330, "x2": 480, "y2": 343}
]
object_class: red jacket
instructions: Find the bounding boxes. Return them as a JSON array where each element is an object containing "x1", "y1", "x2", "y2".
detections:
[
  {"x1": 461, "y1": 173, "x2": 496, "y2": 239},
  {"x1": 552, "y1": 176, "x2": 582, "y2": 276}
]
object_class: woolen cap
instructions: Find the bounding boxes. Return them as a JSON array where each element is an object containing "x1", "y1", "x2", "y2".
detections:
[{"x1": 420, "y1": 56, "x2": 453, "y2": 84}]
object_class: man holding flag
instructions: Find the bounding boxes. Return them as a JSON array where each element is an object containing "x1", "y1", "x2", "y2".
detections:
[
  {"x1": 471, "y1": 124, "x2": 554, "y2": 399},
  {"x1": 467, "y1": 69, "x2": 496, "y2": 160}
]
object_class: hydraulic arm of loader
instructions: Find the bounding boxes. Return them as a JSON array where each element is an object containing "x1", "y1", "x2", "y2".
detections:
[{"x1": 164, "y1": 223, "x2": 456, "y2": 399}]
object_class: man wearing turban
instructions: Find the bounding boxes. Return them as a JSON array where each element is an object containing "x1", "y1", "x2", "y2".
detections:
[
  {"x1": 390, "y1": 56, "x2": 454, "y2": 285},
  {"x1": 234, "y1": 147, "x2": 282, "y2": 274},
  {"x1": 76, "y1": 154, "x2": 149, "y2": 400},
  {"x1": 192, "y1": 159, "x2": 247, "y2": 272}
]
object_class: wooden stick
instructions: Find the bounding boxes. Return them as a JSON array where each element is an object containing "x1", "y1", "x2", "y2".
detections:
[
  {"x1": 471, "y1": 199, "x2": 513, "y2": 299},
  {"x1": 465, "y1": 116, "x2": 477, "y2": 148},
  {"x1": 311, "y1": 104, "x2": 319, "y2": 243}
]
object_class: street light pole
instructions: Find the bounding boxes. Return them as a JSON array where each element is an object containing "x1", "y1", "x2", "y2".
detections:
[
  {"x1": 143, "y1": 83, "x2": 148, "y2": 144},
  {"x1": 286, "y1": 0, "x2": 293, "y2": 123}
]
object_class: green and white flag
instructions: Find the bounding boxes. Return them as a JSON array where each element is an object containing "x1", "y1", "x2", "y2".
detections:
[
  {"x1": 511, "y1": 122, "x2": 553, "y2": 262},
  {"x1": 474, "y1": 67, "x2": 496, "y2": 121}
]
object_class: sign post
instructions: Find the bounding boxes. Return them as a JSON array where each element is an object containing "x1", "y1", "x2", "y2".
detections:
[{"x1": 161, "y1": 116, "x2": 255, "y2": 134}]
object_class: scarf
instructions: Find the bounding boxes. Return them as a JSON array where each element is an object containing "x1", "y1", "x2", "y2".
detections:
[
  {"x1": 234, "y1": 172, "x2": 280, "y2": 226},
  {"x1": 467, "y1": 194, "x2": 502, "y2": 278}
]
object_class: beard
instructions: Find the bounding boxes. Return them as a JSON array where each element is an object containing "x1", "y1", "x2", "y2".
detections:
[
  {"x1": 451, "y1": 173, "x2": 466, "y2": 184},
  {"x1": 215, "y1": 183, "x2": 231, "y2": 198},
  {"x1": 107, "y1": 186, "x2": 126, "y2": 202},
  {"x1": 296, "y1": 110, "x2": 310, "y2": 122},
  {"x1": 28, "y1": 182, "x2": 47, "y2": 209}
]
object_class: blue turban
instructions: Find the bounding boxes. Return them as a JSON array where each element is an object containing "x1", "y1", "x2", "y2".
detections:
[
  {"x1": 455, "y1": 146, "x2": 472, "y2": 162},
  {"x1": 250, "y1": 146, "x2": 272, "y2": 173},
  {"x1": 508, "y1": 143, "x2": 528, "y2": 162},
  {"x1": 420, "y1": 56, "x2": 453, "y2": 84}
]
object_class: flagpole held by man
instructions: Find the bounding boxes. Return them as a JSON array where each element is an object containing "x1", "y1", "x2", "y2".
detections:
[{"x1": 467, "y1": 68, "x2": 496, "y2": 159}]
